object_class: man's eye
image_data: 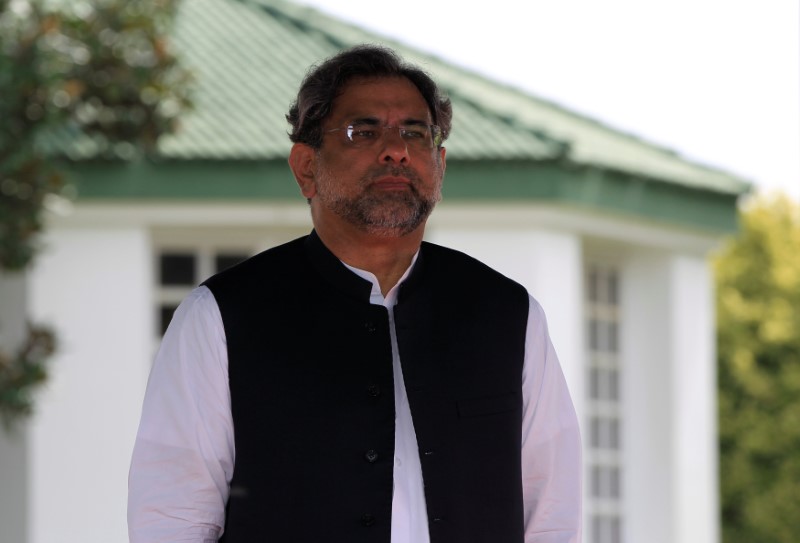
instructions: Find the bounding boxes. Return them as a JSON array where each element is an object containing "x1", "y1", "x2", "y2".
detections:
[
  {"x1": 349, "y1": 126, "x2": 378, "y2": 140},
  {"x1": 402, "y1": 127, "x2": 426, "y2": 139}
]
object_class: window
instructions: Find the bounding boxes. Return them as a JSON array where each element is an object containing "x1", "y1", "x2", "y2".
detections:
[
  {"x1": 155, "y1": 248, "x2": 250, "y2": 336},
  {"x1": 586, "y1": 263, "x2": 624, "y2": 543}
]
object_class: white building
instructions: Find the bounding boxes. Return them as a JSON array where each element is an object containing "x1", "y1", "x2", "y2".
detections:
[{"x1": 0, "y1": 1, "x2": 748, "y2": 542}]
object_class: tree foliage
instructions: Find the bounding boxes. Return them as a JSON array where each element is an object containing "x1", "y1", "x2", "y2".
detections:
[
  {"x1": 0, "y1": 0, "x2": 192, "y2": 270},
  {"x1": 715, "y1": 193, "x2": 800, "y2": 543},
  {"x1": 0, "y1": 0, "x2": 191, "y2": 425},
  {"x1": 0, "y1": 324, "x2": 55, "y2": 429}
]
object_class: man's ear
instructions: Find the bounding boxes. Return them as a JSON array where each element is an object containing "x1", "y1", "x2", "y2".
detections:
[{"x1": 288, "y1": 143, "x2": 317, "y2": 199}]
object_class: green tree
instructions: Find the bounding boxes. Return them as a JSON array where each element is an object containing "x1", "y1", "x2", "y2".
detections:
[
  {"x1": 0, "y1": 0, "x2": 192, "y2": 426},
  {"x1": 715, "y1": 193, "x2": 800, "y2": 543}
]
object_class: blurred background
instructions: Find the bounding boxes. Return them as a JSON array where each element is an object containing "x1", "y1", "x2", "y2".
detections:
[
  {"x1": 1, "y1": 1, "x2": 797, "y2": 542},
  {"x1": 301, "y1": 0, "x2": 800, "y2": 201}
]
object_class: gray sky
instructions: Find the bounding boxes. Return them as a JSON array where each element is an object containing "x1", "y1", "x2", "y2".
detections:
[{"x1": 298, "y1": 0, "x2": 800, "y2": 200}]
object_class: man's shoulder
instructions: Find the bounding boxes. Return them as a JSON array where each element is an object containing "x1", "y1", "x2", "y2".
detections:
[
  {"x1": 413, "y1": 241, "x2": 530, "y2": 325},
  {"x1": 419, "y1": 241, "x2": 527, "y2": 293},
  {"x1": 203, "y1": 235, "x2": 308, "y2": 290}
]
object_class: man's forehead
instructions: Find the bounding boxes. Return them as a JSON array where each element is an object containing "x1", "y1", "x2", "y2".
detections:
[{"x1": 330, "y1": 76, "x2": 432, "y2": 121}]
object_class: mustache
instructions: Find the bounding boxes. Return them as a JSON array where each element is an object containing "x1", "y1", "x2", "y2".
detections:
[{"x1": 364, "y1": 166, "x2": 423, "y2": 185}]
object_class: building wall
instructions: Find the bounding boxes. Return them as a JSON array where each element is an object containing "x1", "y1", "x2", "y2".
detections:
[
  {"x1": 28, "y1": 226, "x2": 153, "y2": 543},
  {"x1": 429, "y1": 207, "x2": 722, "y2": 543},
  {"x1": 20, "y1": 203, "x2": 313, "y2": 543},
  {"x1": 6, "y1": 201, "x2": 722, "y2": 543}
]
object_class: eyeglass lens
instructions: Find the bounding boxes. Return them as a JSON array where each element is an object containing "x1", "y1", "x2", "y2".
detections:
[{"x1": 342, "y1": 124, "x2": 442, "y2": 149}]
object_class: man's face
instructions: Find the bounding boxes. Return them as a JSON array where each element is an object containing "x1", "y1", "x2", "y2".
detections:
[{"x1": 305, "y1": 76, "x2": 446, "y2": 237}]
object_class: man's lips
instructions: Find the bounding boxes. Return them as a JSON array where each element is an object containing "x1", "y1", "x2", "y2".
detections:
[{"x1": 371, "y1": 176, "x2": 412, "y2": 190}]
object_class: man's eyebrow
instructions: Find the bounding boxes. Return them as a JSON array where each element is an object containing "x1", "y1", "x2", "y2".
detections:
[
  {"x1": 350, "y1": 116, "x2": 380, "y2": 125},
  {"x1": 348, "y1": 116, "x2": 430, "y2": 126},
  {"x1": 402, "y1": 118, "x2": 429, "y2": 126}
]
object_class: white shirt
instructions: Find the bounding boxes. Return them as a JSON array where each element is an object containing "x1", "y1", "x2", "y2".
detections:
[{"x1": 128, "y1": 263, "x2": 582, "y2": 543}]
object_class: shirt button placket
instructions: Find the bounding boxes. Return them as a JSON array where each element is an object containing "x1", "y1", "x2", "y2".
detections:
[{"x1": 362, "y1": 314, "x2": 382, "y2": 531}]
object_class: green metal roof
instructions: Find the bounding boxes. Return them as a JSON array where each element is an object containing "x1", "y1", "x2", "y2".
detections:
[
  {"x1": 151, "y1": 0, "x2": 564, "y2": 162},
  {"x1": 65, "y1": 0, "x2": 750, "y2": 233},
  {"x1": 143, "y1": 0, "x2": 747, "y2": 195}
]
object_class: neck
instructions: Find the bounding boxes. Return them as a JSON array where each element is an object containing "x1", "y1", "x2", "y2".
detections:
[{"x1": 313, "y1": 221, "x2": 424, "y2": 297}]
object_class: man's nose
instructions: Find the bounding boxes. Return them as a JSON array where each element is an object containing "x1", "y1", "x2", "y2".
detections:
[{"x1": 380, "y1": 127, "x2": 409, "y2": 163}]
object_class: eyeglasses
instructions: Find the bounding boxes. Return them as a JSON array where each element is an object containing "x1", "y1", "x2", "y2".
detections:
[{"x1": 325, "y1": 122, "x2": 443, "y2": 150}]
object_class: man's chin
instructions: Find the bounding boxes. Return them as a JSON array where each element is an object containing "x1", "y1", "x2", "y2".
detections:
[
  {"x1": 359, "y1": 205, "x2": 434, "y2": 237},
  {"x1": 322, "y1": 191, "x2": 437, "y2": 237}
]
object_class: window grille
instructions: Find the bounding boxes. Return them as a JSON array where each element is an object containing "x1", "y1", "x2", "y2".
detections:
[{"x1": 586, "y1": 263, "x2": 624, "y2": 543}]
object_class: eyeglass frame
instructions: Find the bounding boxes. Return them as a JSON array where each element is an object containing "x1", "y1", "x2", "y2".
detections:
[{"x1": 324, "y1": 121, "x2": 444, "y2": 150}]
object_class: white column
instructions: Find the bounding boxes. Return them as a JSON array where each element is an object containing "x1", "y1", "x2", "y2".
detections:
[
  {"x1": 28, "y1": 226, "x2": 153, "y2": 543},
  {"x1": 427, "y1": 227, "x2": 586, "y2": 423},
  {"x1": 622, "y1": 251, "x2": 674, "y2": 543},
  {"x1": 670, "y1": 255, "x2": 719, "y2": 543},
  {"x1": 622, "y1": 251, "x2": 719, "y2": 543},
  {"x1": 0, "y1": 269, "x2": 31, "y2": 543}
]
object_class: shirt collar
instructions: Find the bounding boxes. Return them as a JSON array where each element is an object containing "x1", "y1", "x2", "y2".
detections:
[
  {"x1": 304, "y1": 229, "x2": 421, "y2": 306},
  {"x1": 343, "y1": 252, "x2": 419, "y2": 308}
]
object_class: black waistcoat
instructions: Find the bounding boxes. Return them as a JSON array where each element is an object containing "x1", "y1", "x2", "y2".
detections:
[{"x1": 204, "y1": 231, "x2": 529, "y2": 543}]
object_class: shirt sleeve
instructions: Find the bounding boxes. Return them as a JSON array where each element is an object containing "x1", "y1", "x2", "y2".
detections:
[
  {"x1": 128, "y1": 286, "x2": 234, "y2": 543},
  {"x1": 521, "y1": 296, "x2": 583, "y2": 543}
]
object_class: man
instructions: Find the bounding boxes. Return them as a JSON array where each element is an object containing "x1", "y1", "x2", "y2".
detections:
[{"x1": 129, "y1": 45, "x2": 581, "y2": 543}]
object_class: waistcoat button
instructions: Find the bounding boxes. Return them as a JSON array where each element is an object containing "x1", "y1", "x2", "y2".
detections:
[
  {"x1": 364, "y1": 321, "x2": 377, "y2": 332},
  {"x1": 365, "y1": 449, "x2": 378, "y2": 463},
  {"x1": 361, "y1": 513, "x2": 376, "y2": 527},
  {"x1": 367, "y1": 384, "x2": 381, "y2": 397}
]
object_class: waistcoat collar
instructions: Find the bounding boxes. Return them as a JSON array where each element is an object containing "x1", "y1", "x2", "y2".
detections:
[
  {"x1": 305, "y1": 229, "x2": 428, "y2": 304},
  {"x1": 304, "y1": 229, "x2": 374, "y2": 303}
]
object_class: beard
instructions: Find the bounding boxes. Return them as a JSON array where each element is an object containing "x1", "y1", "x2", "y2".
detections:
[{"x1": 315, "y1": 164, "x2": 442, "y2": 237}]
